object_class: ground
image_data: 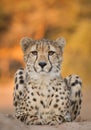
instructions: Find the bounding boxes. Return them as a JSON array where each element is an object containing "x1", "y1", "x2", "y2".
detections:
[{"x1": 0, "y1": 113, "x2": 91, "y2": 130}]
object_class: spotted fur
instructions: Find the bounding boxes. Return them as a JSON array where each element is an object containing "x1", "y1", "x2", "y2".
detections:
[{"x1": 13, "y1": 37, "x2": 82, "y2": 125}]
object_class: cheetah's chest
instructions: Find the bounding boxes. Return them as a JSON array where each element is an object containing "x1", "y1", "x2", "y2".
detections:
[
  {"x1": 26, "y1": 82, "x2": 54, "y2": 109},
  {"x1": 24, "y1": 79, "x2": 69, "y2": 119}
]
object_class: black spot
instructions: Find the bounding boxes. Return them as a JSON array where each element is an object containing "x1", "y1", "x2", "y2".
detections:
[
  {"x1": 27, "y1": 104, "x2": 29, "y2": 107},
  {"x1": 76, "y1": 76, "x2": 79, "y2": 78},
  {"x1": 58, "y1": 107, "x2": 61, "y2": 111},
  {"x1": 29, "y1": 109, "x2": 31, "y2": 111},
  {"x1": 67, "y1": 105, "x2": 69, "y2": 108},
  {"x1": 17, "y1": 95, "x2": 19, "y2": 99},
  {"x1": 22, "y1": 103, "x2": 24, "y2": 105},
  {"x1": 76, "y1": 105, "x2": 78, "y2": 109},
  {"x1": 15, "y1": 77, "x2": 17, "y2": 83},
  {"x1": 52, "y1": 87, "x2": 55, "y2": 90},
  {"x1": 14, "y1": 102, "x2": 17, "y2": 106},
  {"x1": 65, "y1": 97, "x2": 67, "y2": 100},
  {"x1": 20, "y1": 80, "x2": 24, "y2": 84},
  {"x1": 23, "y1": 107, "x2": 25, "y2": 109},
  {"x1": 19, "y1": 76, "x2": 23, "y2": 79},
  {"x1": 20, "y1": 117, "x2": 24, "y2": 122},
  {"x1": 55, "y1": 95, "x2": 58, "y2": 97},
  {"x1": 40, "y1": 100, "x2": 45, "y2": 108},
  {"x1": 19, "y1": 71, "x2": 23, "y2": 75},
  {"x1": 27, "y1": 122, "x2": 30, "y2": 125},
  {"x1": 20, "y1": 107, "x2": 23, "y2": 109},
  {"x1": 30, "y1": 116, "x2": 34, "y2": 118},
  {"x1": 17, "y1": 116, "x2": 20, "y2": 119},
  {"x1": 71, "y1": 82, "x2": 75, "y2": 86},
  {"x1": 56, "y1": 99, "x2": 59, "y2": 102},
  {"x1": 71, "y1": 101, "x2": 76, "y2": 106},
  {"x1": 19, "y1": 91, "x2": 22, "y2": 96},
  {"x1": 58, "y1": 83, "x2": 61, "y2": 85},
  {"x1": 28, "y1": 82, "x2": 31, "y2": 85},
  {"x1": 74, "y1": 111, "x2": 77, "y2": 115},
  {"x1": 62, "y1": 92, "x2": 65, "y2": 95},
  {"x1": 78, "y1": 111, "x2": 80, "y2": 115},
  {"x1": 56, "y1": 88, "x2": 58, "y2": 92},
  {"x1": 37, "y1": 92, "x2": 40, "y2": 96},
  {"x1": 27, "y1": 96, "x2": 30, "y2": 99},
  {"x1": 33, "y1": 98, "x2": 37, "y2": 102},
  {"x1": 62, "y1": 102, "x2": 64, "y2": 105},
  {"x1": 49, "y1": 100, "x2": 52, "y2": 105},
  {"x1": 61, "y1": 97, "x2": 64, "y2": 100},
  {"x1": 31, "y1": 92, "x2": 34, "y2": 96},
  {"x1": 54, "y1": 104, "x2": 58, "y2": 108},
  {"x1": 51, "y1": 94, "x2": 54, "y2": 97},
  {"x1": 59, "y1": 92, "x2": 62, "y2": 94},
  {"x1": 35, "y1": 106, "x2": 38, "y2": 110},
  {"x1": 58, "y1": 116, "x2": 62, "y2": 121},
  {"x1": 32, "y1": 86, "x2": 34, "y2": 89},
  {"x1": 16, "y1": 84, "x2": 18, "y2": 89},
  {"x1": 79, "y1": 99, "x2": 82, "y2": 105},
  {"x1": 71, "y1": 80, "x2": 79, "y2": 86},
  {"x1": 75, "y1": 92, "x2": 78, "y2": 97}
]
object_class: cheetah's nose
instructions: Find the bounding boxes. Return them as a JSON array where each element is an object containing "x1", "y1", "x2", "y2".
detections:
[{"x1": 38, "y1": 62, "x2": 47, "y2": 68}]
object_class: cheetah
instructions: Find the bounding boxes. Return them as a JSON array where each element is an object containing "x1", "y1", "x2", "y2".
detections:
[{"x1": 13, "y1": 37, "x2": 82, "y2": 125}]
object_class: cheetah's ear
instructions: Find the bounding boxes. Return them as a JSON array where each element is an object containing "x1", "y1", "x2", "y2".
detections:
[
  {"x1": 20, "y1": 37, "x2": 33, "y2": 52},
  {"x1": 56, "y1": 37, "x2": 66, "y2": 51}
]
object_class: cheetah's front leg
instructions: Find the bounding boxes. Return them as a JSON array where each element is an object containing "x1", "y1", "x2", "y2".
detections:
[
  {"x1": 13, "y1": 69, "x2": 43, "y2": 125},
  {"x1": 13, "y1": 68, "x2": 27, "y2": 123},
  {"x1": 64, "y1": 74, "x2": 82, "y2": 121}
]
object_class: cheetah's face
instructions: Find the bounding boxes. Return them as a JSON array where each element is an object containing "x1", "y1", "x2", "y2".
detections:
[{"x1": 20, "y1": 37, "x2": 66, "y2": 75}]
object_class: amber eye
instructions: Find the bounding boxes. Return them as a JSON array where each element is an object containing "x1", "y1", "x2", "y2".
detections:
[
  {"x1": 48, "y1": 51, "x2": 55, "y2": 56},
  {"x1": 31, "y1": 51, "x2": 38, "y2": 55}
]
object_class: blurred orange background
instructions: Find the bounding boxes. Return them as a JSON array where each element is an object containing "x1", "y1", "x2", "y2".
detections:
[{"x1": 0, "y1": 0, "x2": 91, "y2": 120}]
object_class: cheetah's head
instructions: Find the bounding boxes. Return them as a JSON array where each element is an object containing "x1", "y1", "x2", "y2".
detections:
[{"x1": 20, "y1": 37, "x2": 66, "y2": 76}]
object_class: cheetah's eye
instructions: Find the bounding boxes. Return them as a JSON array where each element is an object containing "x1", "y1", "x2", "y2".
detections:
[
  {"x1": 48, "y1": 51, "x2": 55, "y2": 56},
  {"x1": 31, "y1": 51, "x2": 38, "y2": 55}
]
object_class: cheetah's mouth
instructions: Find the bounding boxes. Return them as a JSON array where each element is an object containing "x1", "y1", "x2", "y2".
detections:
[
  {"x1": 41, "y1": 69, "x2": 52, "y2": 73},
  {"x1": 34, "y1": 67, "x2": 52, "y2": 74}
]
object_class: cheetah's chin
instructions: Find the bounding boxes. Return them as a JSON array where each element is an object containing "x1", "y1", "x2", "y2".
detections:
[
  {"x1": 38, "y1": 70, "x2": 49, "y2": 74},
  {"x1": 35, "y1": 68, "x2": 52, "y2": 74}
]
